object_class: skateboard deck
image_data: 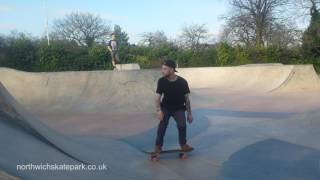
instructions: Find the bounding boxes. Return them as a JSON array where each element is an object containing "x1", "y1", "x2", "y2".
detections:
[
  {"x1": 143, "y1": 147, "x2": 194, "y2": 161},
  {"x1": 143, "y1": 148, "x2": 194, "y2": 154}
]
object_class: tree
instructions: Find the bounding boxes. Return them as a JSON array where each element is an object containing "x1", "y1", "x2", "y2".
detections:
[
  {"x1": 36, "y1": 41, "x2": 65, "y2": 71},
  {"x1": 302, "y1": 1, "x2": 320, "y2": 58},
  {"x1": 265, "y1": 22, "x2": 302, "y2": 48},
  {"x1": 224, "y1": 0, "x2": 289, "y2": 48},
  {"x1": 113, "y1": 24, "x2": 129, "y2": 46},
  {"x1": 291, "y1": 0, "x2": 319, "y2": 14},
  {"x1": 0, "y1": 36, "x2": 6, "y2": 65},
  {"x1": 180, "y1": 23, "x2": 209, "y2": 52},
  {"x1": 220, "y1": 14, "x2": 256, "y2": 47},
  {"x1": 53, "y1": 12, "x2": 111, "y2": 47},
  {"x1": 140, "y1": 31, "x2": 168, "y2": 48},
  {"x1": 5, "y1": 32, "x2": 37, "y2": 71},
  {"x1": 301, "y1": 0, "x2": 320, "y2": 72},
  {"x1": 234, "y1": 44, "x2": 250, "y2": 65},
  {"x1": 88, "y1": 44, "x2": 109, "y2": 69},
  {"x1": 113, "y1": 25, "x2": 130, "y2": 63},
  {"x1": 217, "y1": 42, "x2": 235, "y2": 66}
]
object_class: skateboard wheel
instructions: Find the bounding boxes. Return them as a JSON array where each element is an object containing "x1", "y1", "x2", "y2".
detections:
[
  {"x1": 179, "y1": 153, "x2": 187, "y2": 160},
  {"x1": 150, "y1": 155, "x2": 159, "y2": 161},
  {"x1": 150, "y1": 157, "x2": 159, "y2": 161}
]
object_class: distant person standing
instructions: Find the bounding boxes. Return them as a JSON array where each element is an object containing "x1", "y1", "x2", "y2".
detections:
[{"x1": 108, "y1": 33, "x2": 120, "y2": 70}]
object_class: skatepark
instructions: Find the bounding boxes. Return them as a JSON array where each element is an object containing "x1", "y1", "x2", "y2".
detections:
[{"x1": 1, "y1": 64, "x2": 320, "y2": 179}]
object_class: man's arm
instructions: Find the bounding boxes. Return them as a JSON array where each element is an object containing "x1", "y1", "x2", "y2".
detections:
[
  {"x1": 107, "y1": 41, "x2": 112, "y2": 52},
  {"x1": 185, "y1": 93, "x2": 193, "y2": 123},
  {"x1": 155, "y1": 93, "x2": 164, "y2": 121},
  {"x1": 185, "y1": 94, "x2": 192, "y2": 114},
  {"x1": 155, "y1": 93, "x2": 161, "y2": 111},
  {"x1": 107, "y1": 46, "x2": 112, "y2": 52}
]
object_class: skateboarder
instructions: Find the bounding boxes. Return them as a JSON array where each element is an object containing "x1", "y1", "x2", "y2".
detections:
[
  {"x1": 107, "y1": 33, "x2": 120, "y2": 70},
  {"x1": 154, "y1": 59, "x2": 193, "y2": 155}
]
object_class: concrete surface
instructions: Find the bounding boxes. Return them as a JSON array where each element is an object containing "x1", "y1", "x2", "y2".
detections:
[
  {"x1": 0, "y1": 64, "x2": 320, "y2": 179},
  {"x1": 115, "y1": 63, "x2": 140, "y2": 70},
  {"x1": 0, "y1": 170, "x2": 20, "y2": 180}
]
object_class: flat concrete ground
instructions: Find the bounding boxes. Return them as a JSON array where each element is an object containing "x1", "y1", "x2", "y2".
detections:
[{"x1": 32, "y1": 89, "x2": 320, "y2": 180}]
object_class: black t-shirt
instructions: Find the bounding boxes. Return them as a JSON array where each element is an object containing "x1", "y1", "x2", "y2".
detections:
[{"x1": 156, "y1": 76, "x2": 190, "y2": 111}]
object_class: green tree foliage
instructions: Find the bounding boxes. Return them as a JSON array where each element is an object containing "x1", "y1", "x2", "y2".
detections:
[
  {"x1": 113, "y1": 25, "x2": 130, "y2": 63},
  {"x1": 303, "y1": 3, "x2": 320, "y2": 58},
  {"x1": 0, "y1": 21, "x2": 317, "y2": 73},
  {"x1": 184, "y1": 46, "x2": 217, "y2": 67},
  {"x1": 35, "y1": 40, "x2": 110, "y2": 72},
  {"x1": 0, "y1": 36, "x2": 7, "y2": 66},
  {"x1": 36, "y1": 41, "x2": 65, "y2": 71},
  {"x1": 88, "y1": 44, "x2": 110, "y2": 70},
  {"x1": 0, "y1": 32, "x2": 313, "y2": 72},
  {"x1": 5, "y1": 33, "x2": 37, "y2": 71},
  {"x1": 217, "y1": 42, "x2": 234, "y2": 66},
  {"x1": 302, "y1": 3, "x2": 320, "y2": 71},
  {"x1": 234, "y1": 45, "x2": 249, "y2": 65}
]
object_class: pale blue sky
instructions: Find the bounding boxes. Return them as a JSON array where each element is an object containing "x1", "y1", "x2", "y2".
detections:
[
  {"x1": 0, "y1": 0, "x2": 310, "y2": 44},
  {"x1": 0, "y1": 0, "x2": 229, "y2": 43}
]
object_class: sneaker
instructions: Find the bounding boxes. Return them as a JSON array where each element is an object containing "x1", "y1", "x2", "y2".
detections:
[{"x1": 181, "y1": 144, "x2": 193, "y2": 152}]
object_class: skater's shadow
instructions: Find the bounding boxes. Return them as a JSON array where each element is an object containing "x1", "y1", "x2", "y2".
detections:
[
  {"x1": 119, "y1": 108, "x2": 295, "y2": 152},
  {"x1": 119, "y1": 109, "x2": 209, "y2": 151}
]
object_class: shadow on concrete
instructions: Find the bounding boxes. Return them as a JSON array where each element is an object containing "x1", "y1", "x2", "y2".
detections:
[
  {"x1": 120, "y1": 108, "x2": 296, "y2": 152},
  {"x1": 218, "y1": 138, "x2": 320, "y2": 180},
  {"x1": 196, "y1": 109, "x2": 296, "y2": 119}
]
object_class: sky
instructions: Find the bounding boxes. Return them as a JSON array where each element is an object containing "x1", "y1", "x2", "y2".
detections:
[
  {"x1": 0, "y1": 0, "x2": 311, "y2": 44},
  {"x1": 0, "y1": 0, "x2": 230, "y2": 43}
]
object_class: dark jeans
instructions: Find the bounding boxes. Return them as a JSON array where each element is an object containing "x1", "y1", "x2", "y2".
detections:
[{"x1": 155, "y1": 108, "x2": 187, "y2": 147}]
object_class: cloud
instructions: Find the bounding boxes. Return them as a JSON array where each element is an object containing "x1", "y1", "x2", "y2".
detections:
[
  {"x1": 0, "y1": 23, "x2": 16, "y2": 30},
  {"x1": 0, "y1": 4, "x2": 15, "y2": 13}
]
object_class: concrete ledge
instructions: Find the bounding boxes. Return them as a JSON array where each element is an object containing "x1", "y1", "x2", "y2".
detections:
[{"x1": 115, "y1": 63, "x2": 140, "y2": 70}]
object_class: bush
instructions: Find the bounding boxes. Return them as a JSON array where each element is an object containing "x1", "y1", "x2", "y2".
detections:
[
  {"x1": 36, "y1": 41, "x2": 66, "y2": 71},
  {"x1": 134, "y1": 55, "x2": 150, "y2": 68},
  {"x1": 0, "y1": 31, "x2": 319, "y2": 72},
  {"x1": 175, "y1": 49, "x2": 193, "y2": 67},
  {"x1": 234, "y1": 45, "x2": 249, "y2": 65},
  {"x1": 314, "y1": 58, "x2": 320, "y2": 73},
  {"x1": 5, "y1": 34, "x2": 37, "y2": 71},
  {"x1": 88, "y1": 44, "x2": 110, "y2": 70},
  {"x1": 217, "y1": 42, "x2": 234, "y2": 66}
]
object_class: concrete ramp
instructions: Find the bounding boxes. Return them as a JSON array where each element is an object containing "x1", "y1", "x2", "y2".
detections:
[
  {"x1": 0, "y1": 64, "x2": 320, "y2": 179},
  {"x1": 0, "y1": 68, "x2": 158, "y2": 113},
  {"x1": 178, "y1": 64, "x2": 320, "y2": 92},
  {"x1": 0, "y1": 64, "x2": 319, "y2": 114},
  {"x1": 177, "y1": 65, "x2": 293, "y2": 91},
  {"x1": 115, "y1": 63, "x2": 140, "y2": 70},
  {"x1": 269, "y1": 65, "x2": 320, "y2": 92},
  {"x1": 0, "y1": 82, "x2": 184, "y2": 180}
]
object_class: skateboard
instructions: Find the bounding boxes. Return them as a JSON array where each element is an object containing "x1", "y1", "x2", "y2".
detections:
[{"x1": 143, "y1": 147, "x2": 194, "y2": 161}]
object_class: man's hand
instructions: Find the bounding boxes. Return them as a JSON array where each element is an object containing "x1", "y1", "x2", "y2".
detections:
[
  {"x1": 156, "y1": 110, "x2": 164, "y2": 121},
  {"x1": 187, "y1": 113, "x2": 193, "y2": 124}
]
